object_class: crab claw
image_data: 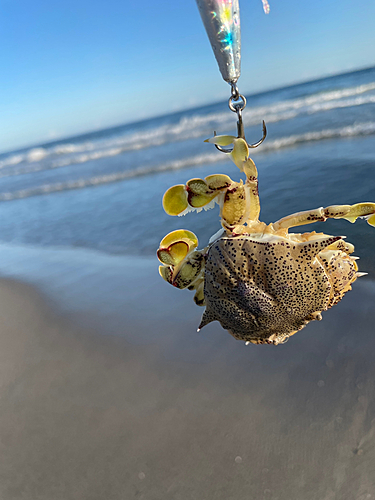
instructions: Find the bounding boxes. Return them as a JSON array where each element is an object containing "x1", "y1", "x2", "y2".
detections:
[
  {"x1": 162, "y1": 174, "x2": 235, "y2": 217},
  {"x1": 157, "y1": 229, "x2": 206, "y2": 294},
  {"x1": 204, "y1": 135, "x2": 249, "y2": 170},
  {"x1": 157, "y1": 229, "x2": 198, "y2": 266}
]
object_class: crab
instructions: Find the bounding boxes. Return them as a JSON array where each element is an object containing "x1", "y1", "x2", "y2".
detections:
[{"x1": 157, "y1": 134, "x2": 375, "y2": 345}]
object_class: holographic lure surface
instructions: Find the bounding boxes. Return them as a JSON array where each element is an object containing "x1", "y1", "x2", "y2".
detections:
[
  {"x1": 195, "y1": 0, "x2": 269, "y2": 84},
  {"x1": 195, "y1": 0, "x2": 241, "y2": 83},
  {"x1": 262, "y1": 0, "x2": 270, "y2": 14}
]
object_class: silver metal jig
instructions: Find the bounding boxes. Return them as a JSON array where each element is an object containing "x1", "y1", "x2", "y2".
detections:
[{"x1": 195, "y1": 0, "x2": 241, "y2": 84}]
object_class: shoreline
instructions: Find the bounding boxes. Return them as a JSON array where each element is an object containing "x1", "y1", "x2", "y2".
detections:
[{"x1": 0, "y1": 242, "x2": 375, "y2": 499}]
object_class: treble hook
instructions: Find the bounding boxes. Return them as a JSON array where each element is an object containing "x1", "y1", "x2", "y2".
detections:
[
  {"x1": 214, "y1": 92, "x2": 267, "y2": 154},
  {"x1": 214, "y1": 119, "x2": 267, "y2": 154}
]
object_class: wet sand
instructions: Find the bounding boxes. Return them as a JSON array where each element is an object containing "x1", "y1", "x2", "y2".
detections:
[{"x1": 0, "y1": 245, "x2": 375, "y2": 499}]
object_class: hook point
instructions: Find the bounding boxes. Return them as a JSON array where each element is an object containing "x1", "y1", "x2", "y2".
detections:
[{"x1": 248, "y1": 120, "x2": 267, "y2": 149}]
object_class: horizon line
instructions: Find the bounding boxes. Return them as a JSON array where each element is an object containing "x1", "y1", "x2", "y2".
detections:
[{"x1": 1, "y1": 64, "x2": 374, "y2": 157}]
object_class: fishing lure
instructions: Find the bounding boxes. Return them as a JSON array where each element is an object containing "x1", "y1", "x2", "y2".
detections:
[
  {"x1": 157, "y1": 0, "x2": 375, "y2": 345},
  {"x1": 262, "y1": 0, "x2": 270, "y2": 15}
]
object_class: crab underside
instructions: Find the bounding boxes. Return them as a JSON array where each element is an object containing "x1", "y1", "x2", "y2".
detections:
[{"x1": 157, "y1": 135, "x2": 375, "y2": 345}]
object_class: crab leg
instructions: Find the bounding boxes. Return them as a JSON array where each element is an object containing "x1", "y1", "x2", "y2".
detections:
[
  {"x1": 243, "y1": 157, "x2": 260, "y2": 221},
  {"x1": 272, "y1": 203, "x2": 375, "y2": 231}
]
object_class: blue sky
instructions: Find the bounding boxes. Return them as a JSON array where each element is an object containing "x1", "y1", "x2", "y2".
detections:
[{"x1": 1, "y1": 0, "x2": 374, "y2": 153}]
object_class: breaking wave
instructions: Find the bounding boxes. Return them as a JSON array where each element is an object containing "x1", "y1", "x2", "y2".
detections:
[
  {"x1": 0, "y1": 121, "x2": 374, "y2": 202},
  {"x1": 1, "y1": 80, "x2": 375, "y2": 173}
]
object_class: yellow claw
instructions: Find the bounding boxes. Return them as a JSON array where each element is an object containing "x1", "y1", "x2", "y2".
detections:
[
  {"x1": 157, "y1": 229, "x2": 199, "y2": 266},
  {"x1": 204, "y1": 135, "x2": 236, "y2": 146},
  {"x1": 204, "y1": 135, "x2": 249, "y2": 171},
  {"x1": 163, "y1": 185, "x2": 188, "y2": 216},
  {"x1": 163, "y1": 174, "x2": 239, "y2": 219}
]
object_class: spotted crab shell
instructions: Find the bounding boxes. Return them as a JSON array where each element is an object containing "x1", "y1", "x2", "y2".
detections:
[{"x1": 201, "y1": 233, "x2": 358, "y2": 344}]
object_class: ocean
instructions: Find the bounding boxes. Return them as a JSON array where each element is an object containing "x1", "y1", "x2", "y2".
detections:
[
  {"x1": 1, "y1": 67, "x2": 375, "y2": 499},
  {"x1": 0, "y1": 66, "x2": 375, "y2": 272}
]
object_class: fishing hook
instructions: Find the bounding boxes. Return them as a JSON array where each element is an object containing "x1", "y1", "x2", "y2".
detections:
[{"x1": 214, "y1": 92, "x2": 267, "y2": 154}]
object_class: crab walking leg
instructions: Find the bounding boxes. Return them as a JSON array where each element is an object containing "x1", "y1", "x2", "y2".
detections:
[
  {"x1": 243, "y1": 157, "x2": 260, "y2": 222},
  {"x1": 272, "y1": 203, "x2": 375, "y2": 231}
]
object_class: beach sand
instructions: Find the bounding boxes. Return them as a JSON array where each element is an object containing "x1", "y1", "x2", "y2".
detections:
[{"x1": 0, "y1": 244, "x2": 375, "y2": 499}]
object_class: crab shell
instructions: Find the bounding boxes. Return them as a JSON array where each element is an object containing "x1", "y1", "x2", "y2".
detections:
[
  {"x1": 200, "y1": 232, "x2": 358, "y2": 344},
  {"x1": 158, "y1": 136, "x2": 375, "y2": 345}
]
